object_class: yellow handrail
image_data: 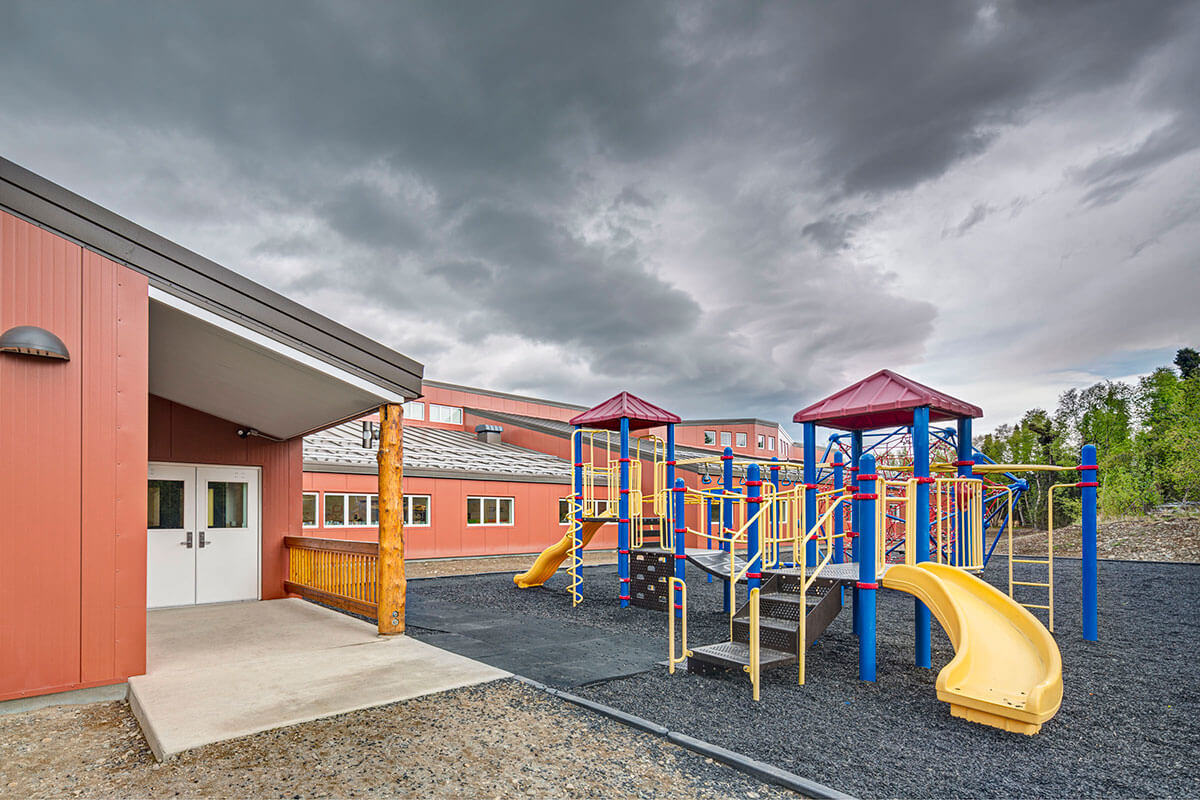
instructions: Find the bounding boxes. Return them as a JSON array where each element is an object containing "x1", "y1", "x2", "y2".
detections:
[
  {"x1": 743, "y1": 587, "x2": 761, "y2": 701},
  {"x1": 667, "y1": 577, "x2": 690, "y2": 674}
]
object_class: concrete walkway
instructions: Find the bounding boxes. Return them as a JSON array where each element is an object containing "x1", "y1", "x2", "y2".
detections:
[{"x1": 129, "y1": 598, "x2": 509, "y2": 760}]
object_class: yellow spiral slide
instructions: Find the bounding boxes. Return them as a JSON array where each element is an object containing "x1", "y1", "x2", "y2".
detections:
[
  {"x1": 513, "y1": 521, "x2": 606, "y2": 588},
  {"x1": 881, "y1": 562, "x2": 1063, "y2": 735}
]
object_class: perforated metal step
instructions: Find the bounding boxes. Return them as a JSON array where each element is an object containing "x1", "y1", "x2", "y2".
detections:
[{"x1": 686, "y1": 641, "x2": 796, "y2": 673}]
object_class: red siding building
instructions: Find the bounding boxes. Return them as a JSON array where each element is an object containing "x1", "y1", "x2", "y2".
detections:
[{"x1": 1, "y1": 158, "x2": 423, "y2": 703}]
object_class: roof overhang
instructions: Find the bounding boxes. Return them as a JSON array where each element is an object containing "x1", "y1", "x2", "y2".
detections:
[{"x1": 150, "y1": 287, "x2": 406, "y2": 439}]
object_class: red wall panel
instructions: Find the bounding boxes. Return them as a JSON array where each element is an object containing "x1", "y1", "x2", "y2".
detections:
[
  {"x1": 0, "y1": 212, "x2": 84, "y2": 698},
  {"x1": 148, "y1": 396, "x2": 302, "y2": 601}
]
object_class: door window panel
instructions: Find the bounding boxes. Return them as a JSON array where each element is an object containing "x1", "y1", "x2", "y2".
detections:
[
  {"x1": 148, "y1": 480, "x2": 185, "y2": 529},
  {"x1": 207, "y1": 481, "x2": 248, "y2": 528}
]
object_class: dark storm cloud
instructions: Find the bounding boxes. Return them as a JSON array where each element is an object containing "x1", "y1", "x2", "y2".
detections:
[{"x1": 1, "y1": 0, "x2": 1198, "y2": 423}]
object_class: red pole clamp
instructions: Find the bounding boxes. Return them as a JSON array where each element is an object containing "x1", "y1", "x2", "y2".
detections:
[
  {"x1": 916, "y1": 476, "x2": 936, "y2": 484},
  {"x1": 745, "y1": 480, "x2": 763, "y2": 487},
  {"x1": 674, "y1": 528, "x2": 687, "y2": 534},
  {"x1": 674, "y1": 554, "x2": 687, "y2": 559},
  {"x1": 619, "y1": 457, "x2": 631, "y2": 463},
  {"x1": 722, "y1": 454, "x2": 733, "y2": 460},
  {"x1": 1076, "y1": 481, "x2": 1099, "y2": 488},
  {"x1": 620, "y1": 488, "x2": 630, "y2": 494},
  {"x1": 574, "y1": 462, "x2": 585, "y2": 467},
  {"x1": 856, "y1": 581, "x2": 878, "y2": 590},
  {"x1": 672, "y1": 486, "x2": 685, "y2": 493},
  {"x1": 666, "y1": 460, "x2": 677, "y2": 466},
  {"x1": 857, "y1": 473, "x2": 878, "y2": 481},
  {"x1": 619, "y1": 518, "x2": 631, "y2": 524},
  {"x1": 618, "y1": 549, "x2": 630, "y2": 555},
  {"x1": 853, "y1": 493, "x2": 878, "y2": 500},
  {"x1": 745, "y1": 496, "x2": 763, "y2": 504},
  {"x1": 845, "y1": 530, "x2": 859, "y2": 539},
  {"x1": 747, "y1": 572, "x2": 762, "y2": 579},
  {"x1": 805, "y1": 483, "x2": 819, "y2": 490}
]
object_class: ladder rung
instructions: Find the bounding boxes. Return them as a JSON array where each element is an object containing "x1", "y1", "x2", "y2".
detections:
[
  {"x1": 1011, "y1": 558, "x2": 1050, "y2": 564},
  {"x1": 1012, "y1": 581, "x2": 1050, "y2": 587},
  {"x1": 1021, "y1": 603, "x2": 1051, "y2": 609}
]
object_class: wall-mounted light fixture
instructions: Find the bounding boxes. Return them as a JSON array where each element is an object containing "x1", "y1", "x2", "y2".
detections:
[{"x1": 0, "y1": 325, "x2": 70, "y2": 361}]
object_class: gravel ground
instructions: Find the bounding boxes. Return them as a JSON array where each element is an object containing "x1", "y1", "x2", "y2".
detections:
[
  {"x1": 406, "y1": 555, "x2": 1200, "y2": 799},
  {"x1": 0, "y1": 679, "x2": 795, "y2": 800}
]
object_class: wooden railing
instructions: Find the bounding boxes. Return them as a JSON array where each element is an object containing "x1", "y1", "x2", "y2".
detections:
[{"x1": 284, "y1": 536, "x2": 379, "y2": 619}]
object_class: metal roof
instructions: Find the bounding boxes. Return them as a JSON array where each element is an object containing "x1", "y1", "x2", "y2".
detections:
[
  {"x1": 792, "y1": 369, "x2": 983, "y2": 431},
  {"x1": 468, "y1": 409, "x2": 804, "y2": 481},
  {"x1": 0, "y1": 157, "x2": 423, "y2": 402},
  {"x1": 304, "y1": 421, "x2": 574, "y2": 483},
  {"x1": 568, "y1": 391, "x2": 682, "y2": 431}
]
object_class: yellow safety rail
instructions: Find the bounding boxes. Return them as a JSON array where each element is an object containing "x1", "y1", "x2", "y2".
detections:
[
  {"x1": 668, "y1": 577, "x2": 690, "y2": 673},
  {"x1": 933, "y1": 478, "x2": 984, "y2": 570},
  {"x1": 744, "y1": 587, "x2": 761, "y2": 701},
  {"x1": 284, "y1": 536, "x2": 378, "y2": 619},
  {"x1": 797, "y1": 492, "x2": 851, "y2": 686}
]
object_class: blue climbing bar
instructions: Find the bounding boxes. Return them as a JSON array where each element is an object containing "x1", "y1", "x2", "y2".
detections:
[
  {"x1": 858, "y1": 454, "x2": 878, "y2": 681},
  {"x1": 666, "y1": 423, "x2": 676, "y2": 534},
  {"x1": 833, "y1": 452, "x2": 845, "y2": 564}
]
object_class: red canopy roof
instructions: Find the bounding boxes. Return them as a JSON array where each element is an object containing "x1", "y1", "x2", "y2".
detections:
[
  {"x1": 792, "y1": 369, "x2": 982, "y2": 431},
  {"x1": 569, "y1": 391, "x2": 682, "y2": 431}
]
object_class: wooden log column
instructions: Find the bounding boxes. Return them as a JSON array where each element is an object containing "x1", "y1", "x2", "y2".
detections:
[{"x1": 377, "y1": 403, "x2": 405, "y2": 635}]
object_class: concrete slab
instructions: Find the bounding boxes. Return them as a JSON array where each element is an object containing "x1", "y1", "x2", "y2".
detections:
[{"x1": 129, "y1": 598, "x2": 509, "y2": 761}]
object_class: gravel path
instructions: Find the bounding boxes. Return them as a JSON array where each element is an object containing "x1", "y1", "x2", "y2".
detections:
[
  {"x1": 407, "y1": 556, "x2": 1200, "y2": 799},
  {"x1": 0, "y1": 679, "x2": 795, "y2": 799}
]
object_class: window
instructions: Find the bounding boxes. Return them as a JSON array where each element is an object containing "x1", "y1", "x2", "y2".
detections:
[
  {"x1": 720, "y1": 431, "x2": 732, "y2": 447},
  {"x1": 323, "y1": 493, "x2": 372, "y2": 526},
  {"x1": 736, "y1": 432, "x2": 748, "y2": 448},
  {"x1": 302, "y1": 493, "x2": 318, "y2": 527},
  {"x1": 403, "y1": 401, "x2": 425, "y2": 421},
  {"x1": 703, "y1": 430, "x2": 717, "y2": 446},
  {"x1": 147, "y1": 480, "x2": 184, "y2": 529},
  {"x1": 324, "y1": 494, "x2": 346, "y2": 526},
  {"x1": 757, "y1": 434, "x2": 766, "y2": 449},
  {"x1": 467, "y1": 496, "x2": 514, "y2": 525},
  {"x1": 429, "y1": 404, "x2": 463, "y2": 424},
  {"x1": 407, "y1": 495, "x2": 430, "y2": 526},
  {"x1": 769, "y1": 436, "x2": 775, "y2": 450},
  {"x1": 559, "y1": 498, "x2": 574, "y2": 524}
]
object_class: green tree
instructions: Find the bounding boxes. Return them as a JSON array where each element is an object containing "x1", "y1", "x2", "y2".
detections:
[{"x1": 1175, "y1": 347, "x2": 1200, "y2": 379}]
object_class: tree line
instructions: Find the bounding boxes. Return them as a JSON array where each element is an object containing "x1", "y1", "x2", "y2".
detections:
[{"x1": 974, "y1": 348, "x2": 1200, "y2": 527}]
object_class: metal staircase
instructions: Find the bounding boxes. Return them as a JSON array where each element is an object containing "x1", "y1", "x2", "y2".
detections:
[{"x1": 686, "y1": 573, "x2": 843, "y2": 675}]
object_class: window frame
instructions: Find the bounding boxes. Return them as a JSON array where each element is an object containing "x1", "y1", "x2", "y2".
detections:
[
  {"x1": 403, "y1": 401, "x2": 425, "y2": 421},
  {"x1": 736, "y1": 432, "x2": 748, "y2": 448},
  {"x1": 757, "y1": 434, "x2": 766, "y2": 449},
  {"x1": 467, "y1": 495, "x2": 515, "y2": 526},
  {"x1": 302, "y1": 492, "x2": 319, "y2": 528},
  {"x1": 703, "y1": 430, "x2": 717, "y2": 446},
  {"x1": 719, "y1": 431, "x2": 732, "y2": 447},
  {"x1": 429, "y1": 403, "x2": 463, "y2": 425}
]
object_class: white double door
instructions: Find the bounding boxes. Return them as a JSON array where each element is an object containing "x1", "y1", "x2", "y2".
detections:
[{"x1": 147, "y1": 463, "x2": 260, "y2": 608}]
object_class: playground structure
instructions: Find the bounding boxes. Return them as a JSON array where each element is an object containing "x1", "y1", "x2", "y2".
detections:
[{"x1": 514, "y1": 372, "x2": 1100, "y2": 735}]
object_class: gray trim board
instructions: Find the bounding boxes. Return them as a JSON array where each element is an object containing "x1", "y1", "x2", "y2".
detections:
[
  {"x1": 0, "y1": 157, "x2": 422, "y2": 400},
  {"x1": 422, "y1": 379, "x2": 587, "y2": 411},
  {"x1": 303, "y1": 461, "x2": 572, "y2": 485}
]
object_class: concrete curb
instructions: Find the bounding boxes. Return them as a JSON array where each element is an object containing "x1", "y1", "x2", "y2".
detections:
[{"x1": 513, "y1": 676, "x2": 854, "y2": 800}]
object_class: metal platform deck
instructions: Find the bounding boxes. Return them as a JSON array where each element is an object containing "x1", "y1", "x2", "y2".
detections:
[{"x1": 683, "y1": 548, "x2": 890, "y2": 584}]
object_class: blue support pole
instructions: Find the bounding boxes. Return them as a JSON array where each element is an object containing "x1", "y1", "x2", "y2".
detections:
[
  {"x1": 673, "y1": 478, "x2": 687, "y2": 619},
  {"x1": 618, "y1": 417, "x2": 631, "y2": 608},
  {"x1": 956, "y1": 417, "x2": 973, "y2": 566},
  {"x1": 803, "y1": 422, "x2": 818, "y2": 565},
  {"x1": 721, "y1": 446, "x2": 734, "y2": 613},
  {"x1": 666, "y1": 423, "x2": 676, "y2": 534},
  {"x1": 572, "y1": 426, "x2": 584, "y2": 595},
  {"x1": 833, "y1": 452, "x2": 845, "y2": 564},
  {"x1": 746, "y1": 463, "x2": 762, "y2": 594},
  {"x1": 850, "y1": 431, "x2": 863, "y2": 636},
  {"x1": 913, "y1": 406, "x2": 932, "y2": 669},
  {"x1": 1081, "y1": 444, "x2": 1099, "y2": 641},
  {"x1": 858, "y1": 453, "x2": 877, "y2": 681}
]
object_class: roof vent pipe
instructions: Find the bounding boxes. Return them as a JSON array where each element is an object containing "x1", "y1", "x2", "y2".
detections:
[{"x1": 475, "y1": 424, "x2": 503, "y2": 444}]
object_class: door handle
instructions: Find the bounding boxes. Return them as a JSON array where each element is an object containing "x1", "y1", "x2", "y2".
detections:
[
  {"x1": 181, "y1": 531, "x2": 193, "y2": 548},
  {"x1": 199, "y1": 531, "x2": 207, "y2": 548}
]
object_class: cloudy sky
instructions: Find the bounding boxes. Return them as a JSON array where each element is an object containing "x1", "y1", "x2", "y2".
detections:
[{"x1": 3, "y1": 1, "x2": 1198, "y2": 432}]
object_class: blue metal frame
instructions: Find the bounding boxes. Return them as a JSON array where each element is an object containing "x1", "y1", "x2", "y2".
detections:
[
  {"x1": 912, "y1": 406, "x2": 932, "y2": 669},
  {"x1": 618, "y1": 417, "x2": 630, "y2": 608},
  {"x1": 857, "y1": 453, "x2": 877, "y2": 681}
]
